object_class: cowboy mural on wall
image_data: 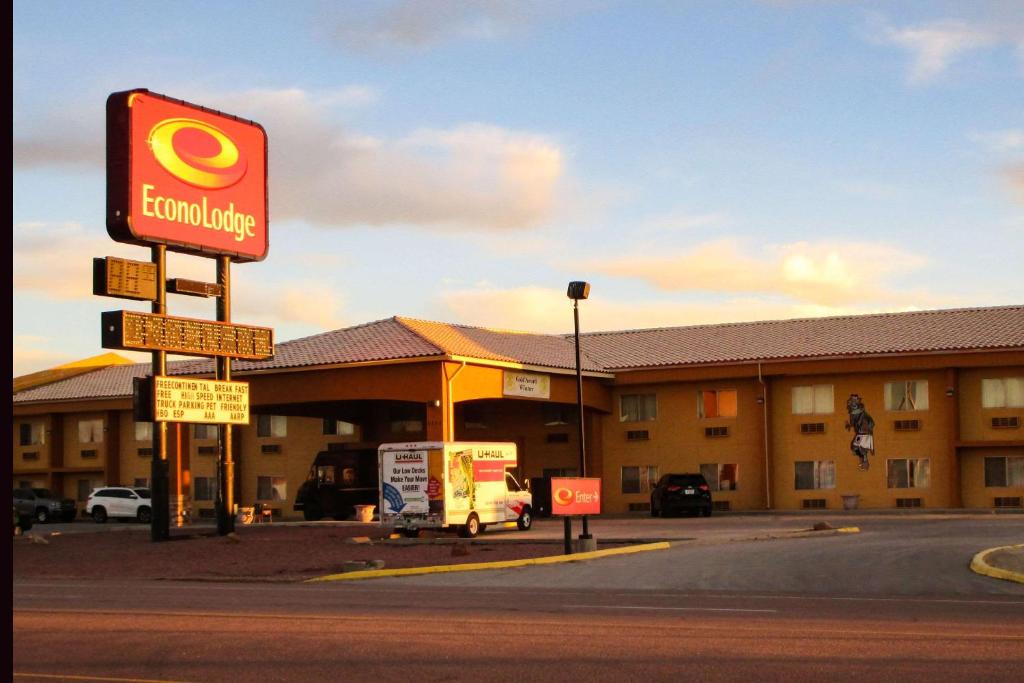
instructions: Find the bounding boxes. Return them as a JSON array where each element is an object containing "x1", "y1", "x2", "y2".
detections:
[{"x1": 845, "y1": 394, "x2": 875, "y2": 470}]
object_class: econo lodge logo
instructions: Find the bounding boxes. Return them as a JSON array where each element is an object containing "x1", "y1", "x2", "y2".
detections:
[
  {"x1": 553, "y1": 487, "x2": 575, "y2": 506},
  {"x1": 148, "y1": 118, "x2": 248, "y2": 189}
]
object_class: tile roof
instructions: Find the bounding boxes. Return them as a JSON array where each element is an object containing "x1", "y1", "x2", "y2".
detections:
[
  {"x1": 14, "y1": 306, "x2": 1023, "y2": 404},
  {"x1": 398, "y1": 317, "x2": 606, "y2": 372},
  {"x1": 12, "y1": 361, "x2": 195, "y2": 403},
  {"x1": 578, "y1": 305, "x2": 1024, "y2": 370}
]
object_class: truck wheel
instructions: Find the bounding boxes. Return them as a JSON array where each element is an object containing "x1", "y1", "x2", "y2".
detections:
[
  {"x1": 302, "y1": 505, "x2": 322, "y2": 522},
  {"x1": 92, "y1": 507, "x2": 108, "y2": 524},
  {"x1": 459, "y1": 513, "x2": 480, "y2": 538},
  {"x1": 402, "y1": 528, "x2": 420, "y2": 538},
  {"x1": 35, "y1": 508, "x2": 49, "y2": 524},
  {"x1": 517, "y1": 507, "x2": 533, "y2": 531}
]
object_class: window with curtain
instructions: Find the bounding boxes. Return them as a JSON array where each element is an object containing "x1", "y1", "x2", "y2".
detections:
[
  {"x1": 322, "y1": 419, "x2": 356, "y2": 436},
  {"x1": 984, "y1": 456, "x2": 1024, "y2": 487},
  {"x1": 700, "y1": 463, "x2": 739, "y2": 491},
  {"x1": 620, "y1": 394, "x2": 657, "y2": 422},
  {"x1": 698, "y1": 390, "x2": 738, "y2": 418},
  {"x1": 792, "y1": 385, "x2": 834, "y2": 414},
  {"x1": 884, "y1": 381, "x2": 929, "y2": 411},
  {"x1": 193, "y1": 477, "x2": 216, "y2": 501},
  {"x1": 134, "y1": 421, "x2": 153, "y2": 442},
  {"x1": 78, "y1": 419, "x2": 104, "y2": 443},
  {"x1": 982, "y1": 378, "x2": 1024, "y2": 408},
  {"x1": 257, "y1": 415, "x2": 288, "y2": 437},
  {"x1": 794, "y1": 460, "x2": 836, "y2": 490},
  {"x1": 257, "y1": 476, "x2": 287, "y2": 501},
  {"x1": 886, "y1": 458, "x2": 931, "y2": 488},
  {"x1": 19, "y1": 422, "x2": 44, "y2": 446},
  {"x1": 621, "y1": 465, "x2": 658, "y2": 493}
]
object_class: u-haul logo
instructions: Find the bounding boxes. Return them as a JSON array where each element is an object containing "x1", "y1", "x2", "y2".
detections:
[{"x1": 148, "y1": 118, "x2": 247, "y2": 190}]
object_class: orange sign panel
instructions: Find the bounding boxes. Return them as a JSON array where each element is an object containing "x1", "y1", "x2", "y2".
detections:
[
  {"x1": 550, "y1": 477, "x2": 602, "y2": 515},
  {"x1": 106, "y1": 89, "x2": 268, "y2": 262}
]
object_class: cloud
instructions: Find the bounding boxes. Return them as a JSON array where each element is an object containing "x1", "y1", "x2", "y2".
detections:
[
  {"x1": 12, "y1": 221, "x2": 346, "y2": 332},
  {"x1": 1004, "y1": 164, "x2": 1024, "y2": 204},
  {"x1": 874, "y1": 14, "x2": 1024, "y2": 83},
  {"x1": 579, "y1": 239, "x2": 933, "y2": 308},
  {"x1": 435, "y1": 285, "x2": 926, "y2": 336},
  {"x1": 880, "y1": 19, "x2": 998, "y2": 82},
  {"x1": 12, "y1": 336, "x2": 78, "y2": 376},
  {"x1": 13, "y1": 87, "x2": 567, "y2": 231},
  {"x1": 970, "y1": 129, "x2": 1024, "y2": 153},
  {"x1": 323, "y1": 0, "x2": 585, "y2": 51}
]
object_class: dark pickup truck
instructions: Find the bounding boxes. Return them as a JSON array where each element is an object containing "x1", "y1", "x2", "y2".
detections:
[
  {"x1": 294, "y1": 449, "x2": 379, "y2": 521},
  {"x1": 13, "y1": 488, "x2": 76, "y2": 523}
]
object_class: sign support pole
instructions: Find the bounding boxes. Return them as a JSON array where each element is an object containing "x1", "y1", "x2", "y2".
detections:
[
  {"x1": 215, "y1": 255, "x2": 236, "y2": 536},
  {"x1": 150, "y1": 245, "x2": 170, "y2": 541}
]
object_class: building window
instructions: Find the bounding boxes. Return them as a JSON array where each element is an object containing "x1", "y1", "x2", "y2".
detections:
[
  {"x1": 886, "y1": 458, "x2": 931, "y2": 488},
  {"x1": 133, "y1": 478, "x2": 149, "y2": 488},
  {"x1": 984, "y1": 456, "x2": 1024, "y2": 488},
  {"x1": 463, "y1": 404, "x2": 487, "y2": 430},
  {"x1": 257, "y1": 476, "x2": 287, "y2": 501},
  {"x1": 620, "y1": 394, "x2": 657, "y2": 423},
  {"x1": 543, "y1": 468, "x2": 578, "y2": 478},
  {"x1": 193, "y1": 477, "x2": 216, "y2": 501},
  {"x1": 621, "y1": 465, "x2": 659, "y2": 494},
  {"x1": 543, "y1": 404, "x2": 574, "y2": 426},
  {"x1": 19, "y1": 422, "x2": 44, "y2": 446},
  {"x1": 792, "y1": 385, "x2": 834, "y2": 415},
  {"x1": 884, "y1": 381, "x2": 929, "y2": 411},
  {"x1": 982, "y1": 378, "x2": 1024, "y2": 408},
  {"x1": 322, "y1": 419, "x2": 356, "y2": 436},
  {"x1": 193, "y1": 424, "x2": 218, "y2": 440},
  {"x1": 698, "y1": 390, "x2": 737, "y2": 418},
  {"x1": 388, "y1": 405, "x2": 424, "y2": 433},
  {"x1": 794, "y1": 460, "x2": 836, "y2": 490},
  {"x1": 700, "y1": 463, "x2": 739, "y2": 491},
  {"x1": 134, "y1": 421, "x2": 153, "y2": 442},
  {"x1": 78, "y1": 419, "x2": 104, "y2": 444},
  {"x1": 257, "y1": 415, "x2": 287, "y2": 438}
]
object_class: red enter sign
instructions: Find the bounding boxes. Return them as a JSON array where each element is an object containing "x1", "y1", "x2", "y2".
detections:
[{"x1": 551, "y1": 477, "x2": 602, "y2": 515}]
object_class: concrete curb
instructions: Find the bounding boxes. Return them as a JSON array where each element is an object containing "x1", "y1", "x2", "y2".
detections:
[
  {"x1": 305, "y1": 541, "x2": 672, "y2": 583},
  {"x1": 969, "y1": 544, "x2": 1024, "y2": 585}
]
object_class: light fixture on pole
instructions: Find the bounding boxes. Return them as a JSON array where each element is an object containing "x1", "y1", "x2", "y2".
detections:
[{"x1": 567, "y1": 280, "x2": 595, "y2": 550}]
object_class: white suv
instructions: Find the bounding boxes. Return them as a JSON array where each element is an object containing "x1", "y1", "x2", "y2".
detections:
[{"x1": 86, "y1": 487, "x2": 153, "y2": 524}]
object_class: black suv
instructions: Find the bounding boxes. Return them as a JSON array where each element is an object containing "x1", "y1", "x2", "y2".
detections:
[{"x1": 650, "y1": 473, "x2": 712, "y2": 517}]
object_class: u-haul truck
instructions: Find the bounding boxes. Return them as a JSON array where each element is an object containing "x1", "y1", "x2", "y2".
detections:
[{"x1": 378, "y1": 442, "x2": 533, "y2": 538}]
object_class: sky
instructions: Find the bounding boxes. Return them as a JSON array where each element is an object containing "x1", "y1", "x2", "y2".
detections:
[{"x1": 12, "y1": 0, "x2": 1024, "y2": 376}]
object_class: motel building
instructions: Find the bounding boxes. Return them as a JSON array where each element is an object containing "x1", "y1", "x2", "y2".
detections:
[{"x1": 12, "y1": 306, "x2": 1024, "y2": 521}]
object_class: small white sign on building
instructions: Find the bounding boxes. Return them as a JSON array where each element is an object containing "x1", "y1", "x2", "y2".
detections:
[{"x1": 502, "y1": 371, "x2": 551, "y2": 400}]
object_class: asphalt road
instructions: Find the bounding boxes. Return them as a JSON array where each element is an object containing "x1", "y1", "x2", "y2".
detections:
[{"x1": 14, "y1": 514, "x2": 1024, "y2": 682}]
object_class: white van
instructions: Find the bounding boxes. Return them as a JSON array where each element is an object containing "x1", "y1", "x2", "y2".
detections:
[{"x1": 378, "y1": 441, "x2": 533, "y2": 538}]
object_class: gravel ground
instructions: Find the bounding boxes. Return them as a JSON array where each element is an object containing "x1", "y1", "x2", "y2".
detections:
[{"x1": 12, "y1": 524, "x2": 584, "y2": 582}]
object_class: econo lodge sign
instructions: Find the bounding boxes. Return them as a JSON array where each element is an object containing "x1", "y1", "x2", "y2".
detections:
[
  {"x1": 550, "y1": 477, "x2": 602, "y2": 516},
  {"x1": 106, "y1": 89, "x2": 268, "y2": 262}
]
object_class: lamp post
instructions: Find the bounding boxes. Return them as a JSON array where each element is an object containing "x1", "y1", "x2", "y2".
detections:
[{"x1": 567, "y1": 281, "x2": 594, "y2": 548}]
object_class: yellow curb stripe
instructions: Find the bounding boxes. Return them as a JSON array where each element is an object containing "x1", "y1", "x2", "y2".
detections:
[
  {"x1": 837, "y1": 527, "x2": 860, "y2": 533},
  {"x1": 970, "y1": 543, "x2": 1024, "y2": 585},
  {"x1": 305, "y1": 541, "x2": 672, "y2": 583},
  {"x1": 14, "y1": 673, "x2": 195, "y2": 683}
]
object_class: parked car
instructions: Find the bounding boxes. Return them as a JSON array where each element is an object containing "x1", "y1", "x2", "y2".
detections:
[
  {"x1": 650, "y1": 473, "x2": 713, "y2": 517},
  {"x1": 13, "y1": 488, "x2": 77, "y2": 523},
  {"x1": 86, "y1": 487, "x2": 153, "y2": 523}
]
